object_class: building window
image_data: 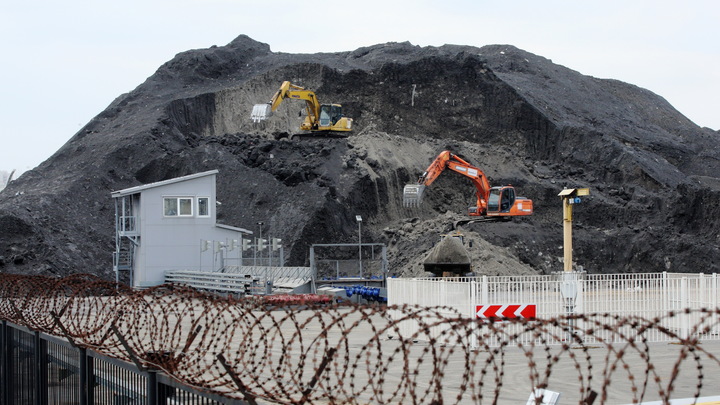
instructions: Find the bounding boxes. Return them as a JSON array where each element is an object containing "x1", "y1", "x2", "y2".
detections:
[
  {"x1": 179, "y1": 198, "x2": 192, "y2": 216},
  {"x1": 198, "y1": 197, "x2": 210, "y2": 217},
  {"x1": 164, "y1": 197, "x2": 193, "y2": 217}
]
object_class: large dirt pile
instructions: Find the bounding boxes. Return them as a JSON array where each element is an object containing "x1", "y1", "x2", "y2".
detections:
[{"x1": 1, "y1": 35, "x2": 719, "y2": 279}]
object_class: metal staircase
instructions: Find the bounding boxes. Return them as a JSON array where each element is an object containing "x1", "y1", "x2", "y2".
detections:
[{"x1": 114, "y1": 195, "x2": 139, "y2": 286}]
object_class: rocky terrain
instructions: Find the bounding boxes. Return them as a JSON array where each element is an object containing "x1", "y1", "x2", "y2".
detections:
[{"x1": 1, "y1": 35, "x2": 719, "y2": 279}]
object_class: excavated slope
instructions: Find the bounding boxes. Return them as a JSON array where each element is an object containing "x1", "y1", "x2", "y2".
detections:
[{"x1": 1, "y1": 35, "x2": 719, "y2": 279}]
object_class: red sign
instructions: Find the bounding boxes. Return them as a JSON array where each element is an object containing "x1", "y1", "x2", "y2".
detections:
[{"x1": 476, "y1": 304, "x2": 536, "y2": 321}]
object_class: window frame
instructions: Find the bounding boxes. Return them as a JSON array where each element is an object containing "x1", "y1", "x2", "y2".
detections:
[
  {"x1": 197, "y1": 196, "x2": 210, "y2": 217},
  {"x1": 163, "y1": 196, "x2": 195, "y2": 217}
]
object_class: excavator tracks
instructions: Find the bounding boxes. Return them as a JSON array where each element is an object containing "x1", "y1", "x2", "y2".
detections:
[{"x1": 453, "y1": 216, "x2": 510, "y2": 230}]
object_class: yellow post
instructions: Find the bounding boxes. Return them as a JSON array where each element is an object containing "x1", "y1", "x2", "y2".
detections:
[
  {"x1": 558, "y1": 188, "x2": 590, "y2": 273},
  {"x1": 563, "y1": 197, "x2": 573, "y2": 272}
]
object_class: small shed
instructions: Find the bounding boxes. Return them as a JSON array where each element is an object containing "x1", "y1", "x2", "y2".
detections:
[{"x1": 111, "y1": 170, "x2": 251, "y2": 288}]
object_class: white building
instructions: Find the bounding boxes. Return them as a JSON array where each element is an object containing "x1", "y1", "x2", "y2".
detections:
[{"x1": 111, "y1": 170, "x2": 251, "y2": 288}]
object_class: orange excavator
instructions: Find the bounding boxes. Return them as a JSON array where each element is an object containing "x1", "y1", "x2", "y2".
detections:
[{"x1": 403, "y1": 150, "x2": 533, "y2": 221}]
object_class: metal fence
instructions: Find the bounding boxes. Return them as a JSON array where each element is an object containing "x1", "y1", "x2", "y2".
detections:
[
  {"x1": 309, "y1": 243, "x2": 388, "y2": 281},
  {"x1": 387, "y1": 272, "x2": 720, "y2": 346},
  {"x1": 0, "y1": 321, "x2": 243, "y2": 405}
]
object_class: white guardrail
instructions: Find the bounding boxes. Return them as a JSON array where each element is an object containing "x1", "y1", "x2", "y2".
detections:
[
  {"x1": 165, "y1": 266, "x2": 314, "y2": 294},
  {"x1": 387, "y1": 272, "x2": 720, "y2": 346}
]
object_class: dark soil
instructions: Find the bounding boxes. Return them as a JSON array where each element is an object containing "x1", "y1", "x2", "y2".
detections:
[{"x1": 1, "y1": 35, "x2": 719, "y2": 279}]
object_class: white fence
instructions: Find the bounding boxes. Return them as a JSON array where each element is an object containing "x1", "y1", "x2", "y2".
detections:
[{"x1": 387, "y1": 272, "x2": 720, "y2": 346}]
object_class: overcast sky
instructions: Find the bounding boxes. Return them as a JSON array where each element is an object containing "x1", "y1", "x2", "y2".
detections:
[{"x1": 1, "y1": 0, "x2": 718, "y2": 175}]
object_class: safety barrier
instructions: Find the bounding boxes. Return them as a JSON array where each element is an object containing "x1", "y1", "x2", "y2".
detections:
[{"x1": 387, "y1": 272, "x2": 720, "y2": 345}]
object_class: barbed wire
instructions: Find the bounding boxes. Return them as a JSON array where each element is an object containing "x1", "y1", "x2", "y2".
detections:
[{"x1": 0, "y1": 273, "x2": 718, "y2": 404}]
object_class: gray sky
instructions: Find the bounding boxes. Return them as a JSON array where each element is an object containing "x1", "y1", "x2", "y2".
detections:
[{"x1": 1, "y1": 0, "x2": 718, "y2": 175}]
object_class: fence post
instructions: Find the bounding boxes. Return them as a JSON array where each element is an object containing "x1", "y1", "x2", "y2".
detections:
[
  {"x1": 681, "y1": 277, "x2": 689, "y2": 339},
  {"x1": 33, "y1": 331, "x2": 48, "y2": 405},
  {"x1": 1, "y1": 321, "x2": 9, "y2": 405},
  {"x1": 2, "y1": 322, "x2": 15, "y2": 405},
  {"x1": 662, "y1": 272, "x2": 669, "y2": 314},
  {"x1": 79, "y1": 348, "x2": 90, "y2": 405},
  {"x1": 713, "y1": 273, "x2": 719, "y2": 336},
  {"x1": 147, "y1": 371, "x2": 158, "y2": 405},
  {"x1": 470, "y1": 280, "x2": 478, "y2": 350},
  {"x1": 481, "y1": 276, "x2": 488, "y2": 304}
]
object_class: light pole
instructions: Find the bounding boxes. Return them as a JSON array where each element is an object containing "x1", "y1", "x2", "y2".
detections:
[
  {"x1": 256, "y1": 221, "x2": 264, "y2": 266},
  {"x1": 356, "y1": 215, "x2": 362, "y2": 278}
]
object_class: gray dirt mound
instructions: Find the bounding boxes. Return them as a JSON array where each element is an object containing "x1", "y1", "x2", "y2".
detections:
[{"x1": 1, "y1": 35, "x2": 719, "y2": 279}]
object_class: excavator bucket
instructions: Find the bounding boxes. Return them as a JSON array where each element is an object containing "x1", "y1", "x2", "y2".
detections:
[
  {"x1": 403, "y1": 184, "x2": 426, "y2": 207},
  {"x1": 251, "y1": 103, "x2": 272, "y2": 122}
]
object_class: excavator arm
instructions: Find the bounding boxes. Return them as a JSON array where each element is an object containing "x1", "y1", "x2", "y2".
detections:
[
  {"x1": 404, "y1": 151, "x2": 491, "y2": 214},
  {"x1": 252, "y1": 81, "x2": 321, "y2": 126}
]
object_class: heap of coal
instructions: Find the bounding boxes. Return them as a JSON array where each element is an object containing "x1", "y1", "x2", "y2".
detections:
[{"x1": 1, "y1": 35, "x2": 719, "y2": 279}]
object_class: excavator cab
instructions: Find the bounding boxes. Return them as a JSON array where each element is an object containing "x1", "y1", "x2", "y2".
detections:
[
  {"x1": 486, "y1": 186, "x2": 533, "y2": 217},
  {"x1": 487, "y1": 187, "x2": 515, "y2": 213},
  {"x1": 319, "y1": 104, "x2": 343, "y2": 127}
]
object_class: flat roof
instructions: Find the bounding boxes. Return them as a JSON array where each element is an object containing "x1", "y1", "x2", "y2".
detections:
[{"x1": 111, "y1": 170, "x2": 219, "y2": 198}]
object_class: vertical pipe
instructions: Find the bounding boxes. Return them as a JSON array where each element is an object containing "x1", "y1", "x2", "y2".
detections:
[
  {"x1": 309, "y1": 246, "x2": 316, "y2": 294},
  {"x1": 382, "y1": 246, "x2": 388, "y2": 288},
  {"x1": 257, "y1": 223, "x2": 263, "y2": 267}
]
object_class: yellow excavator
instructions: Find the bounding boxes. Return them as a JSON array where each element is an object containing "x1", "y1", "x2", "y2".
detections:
[{"x1": 251, "y1": 81, "x2": 353, "y2": 138}]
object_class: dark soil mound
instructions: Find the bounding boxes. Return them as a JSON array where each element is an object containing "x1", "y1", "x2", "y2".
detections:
[{"x1": 1, "y1": 35, "x2": 719, "y2": 278}]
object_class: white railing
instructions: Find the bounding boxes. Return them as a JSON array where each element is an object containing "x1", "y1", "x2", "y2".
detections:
[
  {"x1": 117, "y1": 215, "x2": 137, "y2": 235},
  {"x1": 388, "y1": 272, "x2": 720, "y2": 347},
  {"x1": 165, "y1": 270, "x2": 259, "y2": 293},
  {"x1": 222, "y1": 265, "x2": 312, "y2": 281}
]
